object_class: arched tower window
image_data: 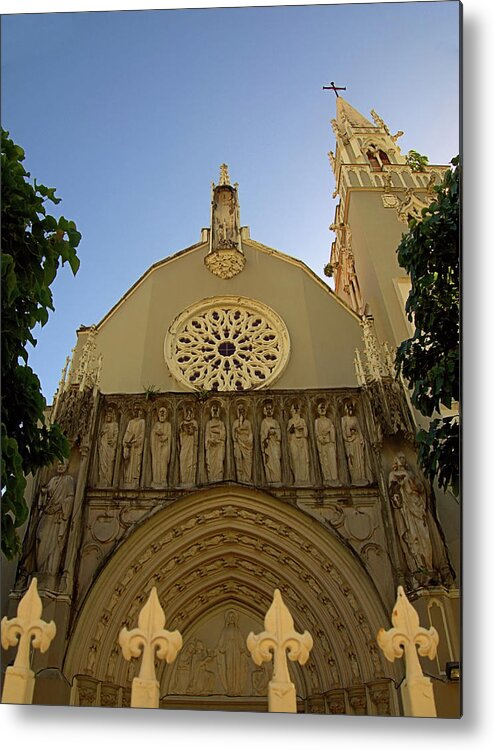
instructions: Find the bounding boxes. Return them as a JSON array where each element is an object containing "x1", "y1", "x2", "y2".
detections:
[
  {"x1": 379, "y1": 150, "x2": 391, "y2": 165},
  {"x1": 366, "y1": 149, "x2": 380, "y2": 171}
]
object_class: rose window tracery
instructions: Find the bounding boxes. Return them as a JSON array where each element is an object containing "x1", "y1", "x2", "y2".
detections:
[{"x1": 165, "y1": 297, "x2": 290, "y2": 391}]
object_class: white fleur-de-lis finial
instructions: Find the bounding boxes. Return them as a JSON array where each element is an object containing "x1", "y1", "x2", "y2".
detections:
[
  {"x1": 1, "y1": 578, "x2": 56, "y2": 704},
  {"x1": 247, "y1": 589, "x2": 313, "y2": 713},
  {"x1": 119, "y1": 587, "x2": 182, "y2": 708},
  {"x1": 377, "y1": 586, "x2": 439, "y2": 717}
]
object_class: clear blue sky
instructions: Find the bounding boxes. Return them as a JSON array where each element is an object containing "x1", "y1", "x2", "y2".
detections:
[{"x1": 2, "y1": 1, "x2": 460, "y2": 401}]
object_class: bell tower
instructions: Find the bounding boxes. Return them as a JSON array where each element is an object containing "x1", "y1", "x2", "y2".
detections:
[{"x1": 326, "y1": 97, "x2": 448, "y2": 348}]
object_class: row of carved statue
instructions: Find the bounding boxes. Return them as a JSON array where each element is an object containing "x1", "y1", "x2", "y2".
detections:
[
  {"x1": 21, "y1": 448, "x2": 441, "y2": 586},
  {"x1": 94, "y1": 396, "x2": 374, "y2": 489}
]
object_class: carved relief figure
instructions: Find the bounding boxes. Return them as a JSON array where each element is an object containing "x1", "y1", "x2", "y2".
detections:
[
  {"x1": 251, "y1": 663, "x2": 270, "y2": 696},
  {"x1": 98, "y1": 407, "x2": 118, "y2": 486},
  {"x1": 36, "y1": 461, "x2": 75, "y2": 575},
  {"x1": 187, "y1": 640, "x2": 216, "y2": 695},
  {"x1": 122, "y1": 406, "x2": 146, "y2": 488},
  {"x1": 287, "y1": 403, "x2": 310, "y2": 483},
  {"x1": 232, "y1": 403, "x2": 253, "y2": 482},
  {"x1": 205, "y1": 403, "x2": 226, "y2": 482},
  {"x1": 260, "y1": 401, "x2": 282, "y2": 483},
  {"x1": 388, "y1": 454, "x2": 433, "y2": 572},
  {"x1": 314, "y1": 401, "x2": 338, "y2": 483},
  {"x1": 150, "y1": 406, "x2": 171, "y2": 488},
  {"x1": 216, "y1": 610, "x2": 249, "y2": 696},
  {"x1": 179, "y1": 405, "x2": 198, "y2": 485},
  {"x1": 341, "y1": 401, "x2": 371, "y2": 484},
  {"x1": 172, "y1": 640, "x2": 196, "y2": 694}
]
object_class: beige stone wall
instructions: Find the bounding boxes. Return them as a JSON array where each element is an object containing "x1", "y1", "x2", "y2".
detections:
[
  {"x1": 88, "y1": 241, "x2": 363, "y2": 394},
  {"x1": 346, "y1": 191, "x2": 411, "y2": 347}
]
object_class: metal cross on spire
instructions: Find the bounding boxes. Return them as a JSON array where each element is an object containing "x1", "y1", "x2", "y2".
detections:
[{"x1": 322, "y1": 81, "x2": 346, "y2": 97}]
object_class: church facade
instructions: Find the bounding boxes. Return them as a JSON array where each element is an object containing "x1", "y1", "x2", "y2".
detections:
[{"x1": 6, "y1": 98, "x2": 460, "y2": 717}]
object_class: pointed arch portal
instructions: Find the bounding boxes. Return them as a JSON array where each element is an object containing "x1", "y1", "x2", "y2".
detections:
[{"x1": 65, "y1": 485, "x2": 399, "y2": 713}]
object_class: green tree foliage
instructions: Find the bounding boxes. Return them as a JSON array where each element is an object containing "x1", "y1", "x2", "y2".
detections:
[
  {"x1": 395, "y1": 156, "x2": 460, "y2": 496},
  {"x1": 1, "y1": 128, "x2": 81, "y2": 559},
  {"x1": 406, "y1": 149, "x2": 430, "y2": 172}
]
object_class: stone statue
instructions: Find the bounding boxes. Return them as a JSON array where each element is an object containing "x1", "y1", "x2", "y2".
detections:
[
  {"x1": 388, "y1": 454, "x2": 433, "y2": 573},
  {"x1": 260, "y1": 402, "x2": 282, "y2": 484},
  {"x1": 232, "y1": 403, "x2": 253, "y2": 482},
  {"x1": 150, "y1": 406, "x2": 171, "y2": 488},
  {"x1": 179, "y1": 405, "x2": 198, "y2": 485},
  {"x1": 341, "y1": 401, "x2": 370, "y2": 484},
  {"x1": 36, "y1": 461, "x2": 75, "y2": 575},
  {"x1": 205, "y1": 403, "x2": 226, "y2": 482},
  {"x1": 314, "y1": 401, "x2": 338, "y2": 483},
  {"x1": 216, "y1": 610, "x2": 249, "y2": 696},
  {"x1": 122, "y1": 406, "x2": 146, "y2": 488},
  {"x1": 287, "y1": 403, "x2": 310, "y2": 483},
  {"x1": 212, "y1": 188, "x2": 238, "y2": 249},
  {"x1": 98, "y1": 407, "x2": 118, "y2": 486}
]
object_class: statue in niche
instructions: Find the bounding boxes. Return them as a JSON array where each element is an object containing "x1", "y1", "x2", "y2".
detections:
[
  {"x1": 205, "y1": 403, "x2": 226, "y2": 482},
  {"x1": 179, "y1": 405, "x2": 198, "y2": 485},
  {"x1": 97, "y1": 407, "x2": 118, "y2": 486},
  {"x1": 186, "y1": 640, "x2": 216, "y2": 695},
  {"x1": 150, "y1": 406, "x2": 171, "y2": 488},
  {"x1": 35, "y1": 461, "x2": 75, "y2": 575},
  {"x1": 388, "y1": 453, "x2": 433, "y2": 573},
  {"x1": 287, "y1": 403, "x2": 310, "y2": 483},
  {"x1": 260, "y1": 401, "x2": 282, "y2": 484},
  {"x1": 232, "y1": 402, "x2": 253, "y2": 482},
  {"x1": 213, "y1": 188, "x2": 238, "y2": 249},
  {"x1": 314, "y1": 401, "x2": 339, "y2": 483},
  {"x1": 122, "y1": 406, "x2": 145, "y2": 488},
  {"x1": 216, "y1": 610, "x2": 249, "y2": 696},
  {"x1": 341, "y1": 401, "x2": 371, "y2": 484}
]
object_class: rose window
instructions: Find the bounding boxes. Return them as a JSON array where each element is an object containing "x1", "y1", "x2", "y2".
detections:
[{"x1": 165, "y1": 297, "x2": 290, "y2": 391}]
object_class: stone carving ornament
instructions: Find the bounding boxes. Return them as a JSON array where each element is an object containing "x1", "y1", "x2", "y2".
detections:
[
  {"x1": 205, "y1": 403, "x2": 226, "y2": 482},
  {"x1": 314, "y1": 400, "x2": 339, "y2": 483},
  {"x1": 165, "y1": 296, "x2": 290, "y2": 392},
  {"x1": 179, "y1": 405, "x2": 198, "y2": 485},
  {"x1": 122, "y1": 406, "x2": 146, "y2": 488},
  {"x1": 150, "y1": 406, "x2": 172, "y2": 488},
  {"x1": 98, "y1": 407, "x2": 119, "y2": 486},
  {"x1": 287, "y1": 403, "x2": 310, "y2": 483},
  {"x1": 232, "y1": 403, "x2": 253, "y2": 482},
  {"x1": 260, "y1": 401, "x2": 282, "y2": 484}
]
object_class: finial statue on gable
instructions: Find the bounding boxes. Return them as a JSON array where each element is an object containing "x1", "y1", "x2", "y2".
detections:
[{"x1": 205, "y1": 164, "x2": 246, "y2": 280}]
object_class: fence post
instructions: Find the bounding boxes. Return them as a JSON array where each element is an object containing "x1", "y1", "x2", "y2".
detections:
[
  {"x1": 377, "y1": 585, "x2": 438, "y2": 717},
  {"x1": 1, "y1": 578, "x2": 56, "y2": 704},
  {"x1": 119, "y1": 587, "x2": 182, "y2": 708},
  {"x1": 247, "y1": 589, "x2": 313, "y2": 713}
]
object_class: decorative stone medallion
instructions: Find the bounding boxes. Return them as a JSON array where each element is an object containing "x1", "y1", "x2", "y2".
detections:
[{"x1": 165, "y1": 296, "x2": 290, "y2": 391}]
